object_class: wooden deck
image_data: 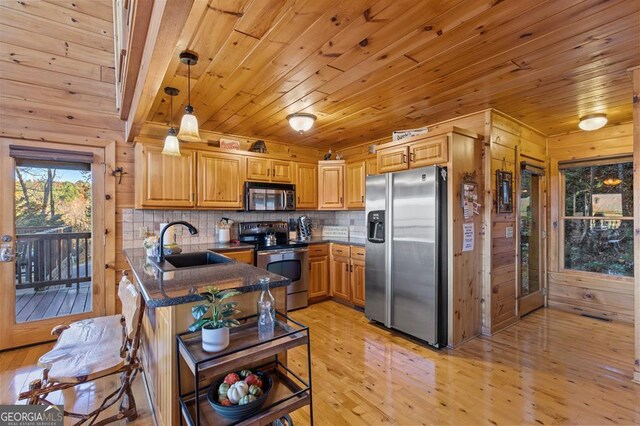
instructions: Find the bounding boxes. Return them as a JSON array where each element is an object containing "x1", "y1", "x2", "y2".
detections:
[{"x1": 15, "y1": 283, "x2": 92, "y2": 323}]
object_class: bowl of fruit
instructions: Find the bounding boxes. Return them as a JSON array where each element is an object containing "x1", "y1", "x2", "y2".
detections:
[{"x1": 207, "y1": 369, "x2": 272, "y2": 420}]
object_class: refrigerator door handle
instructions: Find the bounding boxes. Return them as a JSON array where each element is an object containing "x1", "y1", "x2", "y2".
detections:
[{"x1": 385, "y1": 173, "x2": 393, "y2": 328}]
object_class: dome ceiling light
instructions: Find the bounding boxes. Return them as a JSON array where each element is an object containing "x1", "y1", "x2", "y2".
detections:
[
  {"x1": 177, "y1": 51, "x2": 202, "y2": 142},
  {"x1": 578, "y1": 113, "x2": 607, "y2": 131},
  {"x1": 161, "y1": 86, "x2": 181, "y2": 156},
  {"x1": 287, "y1": 113, "x2": 317, "y2": 133}
]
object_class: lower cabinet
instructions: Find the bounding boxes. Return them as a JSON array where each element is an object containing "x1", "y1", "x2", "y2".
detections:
[
  {"x1": 307, "y1": 243, "x2": 366, "y2": 307},
  {"x1": 350, "y1": 258, "x2": 365, "y2": 307},
  {"x1": 330, "y1": 255, "x2": 351, "y2": 302},
  {"x1": 308, "y1": 244, "x2": 329, "y2": 300},
  {"x1": 218, "y1": 249, "x2": 254, "y2": 264}
]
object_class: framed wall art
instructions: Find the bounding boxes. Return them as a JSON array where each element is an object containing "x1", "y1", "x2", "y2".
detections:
[{"x1": 496, "y1": 170, "x2": 513, "y2": 214}]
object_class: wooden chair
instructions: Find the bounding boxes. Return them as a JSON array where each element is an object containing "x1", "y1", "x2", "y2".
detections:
[{"x1": 19, "y1": 274, "x2": 145, "y2": 425}]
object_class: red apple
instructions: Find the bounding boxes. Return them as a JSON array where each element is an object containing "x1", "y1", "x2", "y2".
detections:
[
  {"x1": 224, "y1": 373, "x2": 240, "y2": 385},
  {"x1": 244, "y1": 374, "x2": 263, "y2": 388}
]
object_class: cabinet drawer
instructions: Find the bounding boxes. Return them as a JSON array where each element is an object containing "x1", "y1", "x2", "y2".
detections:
[
  {"x1": 309, "y1": 244, "x2": 329, "y2": 257},
  {"x1": 331, "y1": 244, "x2": 350, "y2": 257},
  {"x1": 350, "y1": 246, "x2": 365, "y2": 259},
  {"x1": 217, "y1": 249, "x2": 254, "y2": 264}
]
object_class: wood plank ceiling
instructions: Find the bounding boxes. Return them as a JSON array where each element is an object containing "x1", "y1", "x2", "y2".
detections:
[{"x1": 146, "y1": 0, "x2": 640, "y2": 150}]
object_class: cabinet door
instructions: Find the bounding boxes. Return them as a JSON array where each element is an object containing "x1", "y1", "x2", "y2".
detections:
[
  {"x1": 330, "y1": 256, "x2": 350, "y2": 301},
  {"x1": 246, "y1": 157, "x2": 271, "y2": 181},
  {"x1": 271, "y1": 160, "x2": 293, "y2": 183},
  {"x1": 318, "y1": 164, "x2": 344, "y2": 210},
  {"x1": 308, "y1": 255, "x2": 329, "y2": 299},
  {"x1": 296, "y1": 163, "x2": 318, "y2": 209},
  {"x1": 197, "y1": 152, "x2": 244, "y2": 208},
  {"x1": 410, "y1": 135, "x2": 448, "y2": 167},
  {"x1": 136, "y1": 144, "x2": 195, "y2": 208},
  {"x1": 365, "y1": 157, "x2": 378, "y2": 176},
  {"x1": 345, "y1": 161, "x2": 366, "y2": 209},
  {"x1": 377, "y1": 146, "x2": 409, "y2": 173},
  {"x1": 351, "y1": 259, "x2": 366, "y2": 307}
]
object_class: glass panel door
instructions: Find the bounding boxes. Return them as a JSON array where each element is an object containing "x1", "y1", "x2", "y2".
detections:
[
  {"x1": 14, "y1": 161, "x2": 93, "y2": 323},
  {"x1": 519, "y1": 169, "x2": 545, "y2": 316},
  {"x1": 0, "y1": 141, "x2": 105, "y2": 350}
]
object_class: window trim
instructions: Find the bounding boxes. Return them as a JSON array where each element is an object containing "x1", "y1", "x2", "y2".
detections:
[{"x1": 558, "y1": 158, "x2": 634, "y2": 277}]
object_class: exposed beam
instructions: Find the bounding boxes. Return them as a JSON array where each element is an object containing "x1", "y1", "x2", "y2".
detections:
[
  {"x1": 125, "y1": 0, "x2": 206, "y2": 142},
  {"x1": 630, "y1": 64, "x2": 640, "y2": 384}
]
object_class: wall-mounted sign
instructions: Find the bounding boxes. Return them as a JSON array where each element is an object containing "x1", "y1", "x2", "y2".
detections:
[{"x1": 463, "y1": 223, "x2": 474, "y2": 252}]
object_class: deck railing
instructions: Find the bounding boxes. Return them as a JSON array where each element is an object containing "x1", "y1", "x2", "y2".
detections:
[{"x1": 15, "y1": 232, "x2": 92, "y2": 290}]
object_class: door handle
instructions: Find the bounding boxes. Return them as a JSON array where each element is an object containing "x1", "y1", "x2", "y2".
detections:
[
  {"x1": 345, "y1": 263, "x2": 348, "y2": 272},
  {"x1": 409, "y1": 152, "x2": 415, "y2": 162},
  {"x1": 267, "y1": 168, "x2": 270, "y2": 176},
  {"x1": 350, "y1": 264, "x2": 353, "y2": 272},
  {"x1": 402, "y1": 154, "x2": 407, "y2": 163}
]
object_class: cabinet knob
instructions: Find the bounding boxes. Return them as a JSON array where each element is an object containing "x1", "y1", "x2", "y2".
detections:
[
  {"x1": 402, "y1": 154, "x2": 407, "y2": 163},
  {"x1": 409, "y1": 152, "x2": 415, "y2": 162},
  {"x1": 345, "y1": 263, "x2": 348, "y2": 272}
]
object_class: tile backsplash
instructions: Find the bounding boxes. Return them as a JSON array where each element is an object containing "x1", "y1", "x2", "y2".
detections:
[{"x1": 121, "y1": 209, "x2": 365, "y2": 250}]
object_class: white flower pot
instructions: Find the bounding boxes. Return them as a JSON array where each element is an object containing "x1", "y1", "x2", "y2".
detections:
[{"x1": 202, "y1": 326, "x2": 229, "y2": 352}]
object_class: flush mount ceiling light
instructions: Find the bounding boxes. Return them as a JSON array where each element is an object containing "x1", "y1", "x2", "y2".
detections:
[
  {"x1": 161, "y1": 87, "x2": 181, "y2": 156},
  {"x1": 177, "y1": 51, "x2": 202, "y2": 142},
  {"x1": 578, "y1": 113, "x2": 607, "y2": 131},
  {"x1": 287, "y1": 113, "x2": 317, "y2": 133}
]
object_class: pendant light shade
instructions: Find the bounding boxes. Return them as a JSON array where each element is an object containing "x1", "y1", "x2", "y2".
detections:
[
  {"x1": 578, "y1": 113, "x2": 607, "y2": 131},
  {"x1": 287, "y1": 113, "x2": 317, "y2": 133},
  {"x1": 162, "y1": 128, "x2": 181, "y2": 156},
  {"x1": 177, "y1": 105, "x2": 201, "y2": 142},
  {"x1": 162, "y1": 87, "x2": 181, "y2": 156},
  {"x1": 177, "y1": 51, "x2": 202, "y2": 142}
]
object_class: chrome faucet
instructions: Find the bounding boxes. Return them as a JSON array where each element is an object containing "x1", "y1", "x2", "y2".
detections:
[{"x1": 157, "y1": 221, "x2": 198, "y2": 263}]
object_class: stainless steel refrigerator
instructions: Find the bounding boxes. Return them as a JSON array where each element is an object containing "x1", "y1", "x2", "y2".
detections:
[{"x1": 365, "y1": 165, "x2": 448, "y2": 347}]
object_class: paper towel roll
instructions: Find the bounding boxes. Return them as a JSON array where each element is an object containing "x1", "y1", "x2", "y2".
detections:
[{"x1": 160, "y1": 223, "x2": 176, "y2": 246}]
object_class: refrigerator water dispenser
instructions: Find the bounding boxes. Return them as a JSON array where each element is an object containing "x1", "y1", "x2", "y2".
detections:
[{"x1": 367, "y1": 210, "x2": 385, "y2": 243}]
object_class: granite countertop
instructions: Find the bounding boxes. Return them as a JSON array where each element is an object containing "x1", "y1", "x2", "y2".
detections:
[
  {"x1": 292, "y1": 236, "x2": 367, "y2": 247},
  {"x1": 124, "y1": 244, "x2": 289, "y2": 308}
]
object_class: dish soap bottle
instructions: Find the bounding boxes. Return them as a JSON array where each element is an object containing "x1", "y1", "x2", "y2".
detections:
[{"x1": 257, "y1": 277, "x2": 275, "y2": 340}]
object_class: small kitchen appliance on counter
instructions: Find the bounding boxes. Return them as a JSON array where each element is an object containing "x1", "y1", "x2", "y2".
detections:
[
  {"x1": 297, "y1": 216, "x2": 313, "y2": 240},
  {"x1": 238, "y1": 221, "x2": 309, "y2": 310}
]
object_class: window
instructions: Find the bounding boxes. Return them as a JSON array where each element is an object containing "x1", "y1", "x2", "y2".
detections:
[{"x1": 561, "y1": 159, "x2": 633, "y2": 277}]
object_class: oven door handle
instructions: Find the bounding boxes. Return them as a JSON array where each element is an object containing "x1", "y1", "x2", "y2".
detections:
[{"x1": 257, "y1": 248, "x2": 308, "y2": 255}]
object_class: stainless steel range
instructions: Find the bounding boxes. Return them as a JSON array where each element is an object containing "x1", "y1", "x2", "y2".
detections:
[{"x1": 238, "y1": 221, "x2": 309, "y2": 310}]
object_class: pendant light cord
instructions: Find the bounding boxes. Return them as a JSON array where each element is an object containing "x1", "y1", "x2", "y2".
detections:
[
  {"x1": 187, "y1": 62, "x2": 191, "y2": 107},
  {"x1": 169, "y1": 92, "x2": 173, "y2": 128}
]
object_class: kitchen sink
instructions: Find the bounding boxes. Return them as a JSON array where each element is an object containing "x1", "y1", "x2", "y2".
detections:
[{"x1": 150, "y1": 251, "x2": 234, "y2": 271}]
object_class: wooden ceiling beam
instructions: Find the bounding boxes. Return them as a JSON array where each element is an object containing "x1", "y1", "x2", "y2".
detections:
[{"x1": 125, "y1": 0, "x2": 208, "y2": 142}]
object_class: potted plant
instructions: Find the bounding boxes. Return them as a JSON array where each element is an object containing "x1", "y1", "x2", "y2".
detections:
[
  {"x1": 142, "y1": 234, "x2": 158, "y2": 257},
  {"x1": 189, "y1": 287, "x2": 242, "y2": 352}
]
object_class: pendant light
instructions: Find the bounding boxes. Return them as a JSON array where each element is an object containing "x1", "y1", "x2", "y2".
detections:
[
  {"x1": 287, "y1": 113, "x2": 317, "y2": 133},
  {"x1": 161, "y1": 87, "x2": 181, "y2": 156},
  {"x1": 177, "y1": 51, "x2": 202, "y2": 142},
  {"x1": 578, "y1": 113, "x2": 607, "y2": 131}
]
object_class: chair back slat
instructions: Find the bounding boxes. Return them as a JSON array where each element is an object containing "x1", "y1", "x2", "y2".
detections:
[{"x1": 118, "y1": 275, "x2": 142, "y2": 340}]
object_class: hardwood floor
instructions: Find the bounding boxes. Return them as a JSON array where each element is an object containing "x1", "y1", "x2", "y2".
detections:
[{"x1": 1, "y1": 302, "x2": 637, "y2": 425}]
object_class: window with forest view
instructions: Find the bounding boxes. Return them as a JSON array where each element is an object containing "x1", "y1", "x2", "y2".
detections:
[{"x1": 561, "y1": 159, "x2": 633, "y2": 277}]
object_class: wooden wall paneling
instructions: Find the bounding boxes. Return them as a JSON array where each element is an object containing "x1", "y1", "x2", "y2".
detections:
[
  {"x1": 547, "y1": 122, "x2": 634, "y2": 328},
  {"x1": 448, "y1": 130, "x2": 483, "y2": 347},
  {"x1": 629, "y1": 65, "x2": 639, "y2": 384},
  {"x1": 481, "y1": 110, "x2": 493, "y2": 335}
]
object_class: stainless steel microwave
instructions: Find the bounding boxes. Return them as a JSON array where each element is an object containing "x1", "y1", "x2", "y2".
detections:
[{"x1": 244, "y1": 182, "x2": 296, "y2": 211}]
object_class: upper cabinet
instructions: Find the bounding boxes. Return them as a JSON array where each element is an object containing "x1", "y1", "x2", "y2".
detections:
[
  {"x1": 135, "y1": 144, "x2": 195, "y2": 208},
  {"x1": 197, "y1": 152, "x2": 244, "y2": 209},
  {"x1": 296, "y1": 163, "x2": 318, "y2": 210},
  {"x1": 345, "y1": 161, "x2": 366, "y2": 209},
  {"x1": 377, "y1": 134, "x2": 449, "y2": 173},
  {"x1": 246, "y1": 158, "x2": 293, "y2": 183},
  {"x1": 318, "y1": 161, "x2": 345, "y2": 210}
]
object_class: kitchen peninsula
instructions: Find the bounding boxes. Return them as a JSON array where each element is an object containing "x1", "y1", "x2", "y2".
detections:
[{"x1": 124, "y1": 244, "x2": 292, "y2": 426}]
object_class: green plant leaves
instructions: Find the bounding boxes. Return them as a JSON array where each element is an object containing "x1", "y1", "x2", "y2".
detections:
[{"x1": 191, "y1": 304, "x2": 209, "y2": 320}]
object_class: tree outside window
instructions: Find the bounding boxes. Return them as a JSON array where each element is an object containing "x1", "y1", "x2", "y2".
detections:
[{"x1": 561, "y1": 160, "x2": 634, "y2": 277}]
